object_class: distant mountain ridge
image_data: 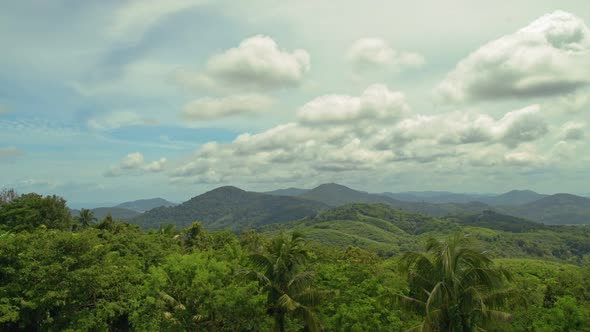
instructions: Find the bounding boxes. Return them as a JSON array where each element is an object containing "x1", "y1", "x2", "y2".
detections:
[
  {"x1": 266, "y1": 184, "x2": 590, "y2": 225},
  {"x1": 299, "y1": 183, "x2": 392, "y2": 206},
  {"x1": 295, "y1": 183, "x2": 493, "y2": 218},
  {"x1": 481, "y1": 190, "x2": 548, "y2": 206},
  {"x1": 115, "y1": 197, "x2": 176, "y2": 212},
  {"x1": 130, "y1": 186, "x2": 328, "y2": 231},
  {"x1": 501, "y1": 193, "x2": 590, "y2": 225},
  {"x1": 265, "y1": 188, "x2": 309, "y2": 197}
]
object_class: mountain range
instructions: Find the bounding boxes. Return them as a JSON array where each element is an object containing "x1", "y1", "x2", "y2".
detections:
[{"x1": 68, "y1": 183, "x2": 590, "y2": 230}]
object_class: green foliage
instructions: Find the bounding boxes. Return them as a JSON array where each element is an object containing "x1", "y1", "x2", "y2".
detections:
[
  {"x1": 1, "y1": 194, "x2": 589, "y2": 331},
  {"x1": 76, "y1": 208, "x2": 97, "y2": 227},
  {"x1": 398, "y1": 232, "x2": 514, "y2": 331},
  {"x1": 132, "y1": 252, "x2": 268, "y2": 331},
  {"x1": 245, "y1": 232, "x2": 324, "y2": 332},
  {"x1": 0, "y1": 192, "x2": 72, "y2": 231}
]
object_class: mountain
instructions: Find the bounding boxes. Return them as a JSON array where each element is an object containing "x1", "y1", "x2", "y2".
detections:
[
  {"x1": 299, "y1": 183, "x2": 493, "y2": 217},
  {"x1": 299, "y1": 183, "x2": 393, "y2": 206},
  {"x1": 447, "y1": 210, "x2": 546, "y2": 233},
  {"x1": 71, "y1": 207, "x2": 141, "y2": 220},
  {"x1": 130, "y1": 186, "x2": 328, "y2": 231},
  {"x1": 502, "y1": 193, "x2": 590, "y2": 225},
  {"x1": 115, "y1": 198, "x2": 176, "y2": 212},
  {"x1": 381, "y1": 190, "x2": 546, "y2": 205},
  {"x1": 382, "y1": 191, "x2": 492, "y2": 204},
  {"x1": 257, "y1": 203, "x2": 447, "y2": 255},
  {"x1": 264, "y1": 188, "x2": 309, "y2": 197},
  {"x1": 257, "y1": 203, "x2": 589, "y2": 260},
  {"x1": 482, "y1": 190, "x2": 547, "y2": 206}
]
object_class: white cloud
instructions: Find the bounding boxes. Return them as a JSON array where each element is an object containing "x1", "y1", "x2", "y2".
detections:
[
  {"x1": 297, "y1": 84, "x2": 409, "y2": 125},
  {"x1": 182, "y1": 94, "x2": 274, "y2": 121},
  {"x1": 374, "y1": 104, "x2": 548, "y2": 149},
  {"x1": 559, "y1": 122, "x2": 585, "y2": 140},
  {"x1": 495, "y1": 105, "x2": 549, "y2": 148},
  {"x1": 171, "y1": 85, "x2": 558, "y2": 185},
  {"x1": 107, "y1": 0, "x2": 207, "y2": 43},
  {"x1": 504, "y1": 148, "x2": 546, "y2": 167},
  {"x1": 436, "y1": 11, "x2": 590, "y2": 103},
  {"x1": 177, "y1": 35, "x2": 310, "y2": 91},
  {"x1": 105, "y1": 152, "x2": 167, "y2": 176},
  {"x1": 143, "y1": 158, "x2": 167, "y2": 172},
  {"x1": 120, "y1": 152, "x2": 145, "y2": 169},
  {"x1": 346, "y1": 38, "x2": 424, "y2": 70},
  {"x1": 88, "y1": 111, "x2": 158, "y2": 131}
]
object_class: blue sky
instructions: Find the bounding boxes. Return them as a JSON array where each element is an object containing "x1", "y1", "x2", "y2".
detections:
[{"x1": 1, "y1": 0, "x2": 590, "y2": 204}]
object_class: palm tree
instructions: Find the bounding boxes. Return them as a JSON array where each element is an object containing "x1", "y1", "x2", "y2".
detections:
[
  {"x1": 245, "y1": 232, "x2": 323, "y2": 332},
  {"x1": 76, "y1": 208, "x2": 97, "y2": 227},
  {"x1": 397, "y1": 232, "x2": 514, "y2": 331}
]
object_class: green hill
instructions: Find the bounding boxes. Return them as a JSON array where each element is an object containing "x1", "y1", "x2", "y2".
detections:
[
  {"x1": 258, "y1": 203, "x2": 590, "y2": 262},
  {"x1": 130, "y1": 186, "x2": 328, "y2": 231},
  {"x1": 501, "y1": 193, "x2": 590, "y2": 225}
]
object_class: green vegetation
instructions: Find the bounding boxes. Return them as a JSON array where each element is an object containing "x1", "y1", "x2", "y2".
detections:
[
  {"x1": 131, "y1": 186, "x2": 328, "y2": 232},
  {"x1": 1, "y1": 190, "x2": 589, "y2": 331},
  {"x1": 398, "y1": 233, "x2": 513, "y2": 331}
]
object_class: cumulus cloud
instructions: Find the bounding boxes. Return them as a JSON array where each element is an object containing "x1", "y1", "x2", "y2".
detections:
[
  {"x1": 503, "y1": 148, "x2": 547, "y2": 167},
  {"x1": 88, "y1": 111, "x2": 158, "y2": 131},
  {"x1": 182, "y1": 94, "x2": 274, "y2": 121},
  {"x1": 297, "y1": 84, "x2": 409, "y2": 125},
  {"x1": 559, "y1": 122, "x2": 585, "y2": 140},
  {"x1": 143, "y1": 158, "x2": 168, "y2": 172},
  {"x1": 346, "y1": 38, "x2": 425, "y2": 71},
  {"x1": 0, "y1": 147, "x2": 22, "y2": 161},
  {"x1": 436, "y1": 11, "x2": 590, "y2": 103},
  {"x1": 177, "y1": 35, "x2": 310, "y2": 91},
  {"x1": 374, "y1": 104, "x2": 548, "y2": 149},
  {"x1": 120, "y1": 152, "x2": 145, "y2": 169},
  {"x1": 105, "y1": 152, "x2": 167, "y2": 176},
  {"x1": 170, "y1": 85, "x2": 557, "y2": 185}
]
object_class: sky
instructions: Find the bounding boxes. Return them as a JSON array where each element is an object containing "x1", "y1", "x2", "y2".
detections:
[{"x1": 1, "y1": 0, "x2": 590, "y2": 205}]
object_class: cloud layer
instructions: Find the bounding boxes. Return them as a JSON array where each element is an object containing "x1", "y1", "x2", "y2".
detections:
[
  {"x1": 170, "y1": 85, "x2": 559, "y2": 185},
  {"x1": 346, "y1": 38, "x2": 424, "y2": 71},
  {"x1": 436, "y1": 11, "x2": 590, "y2": 103}
]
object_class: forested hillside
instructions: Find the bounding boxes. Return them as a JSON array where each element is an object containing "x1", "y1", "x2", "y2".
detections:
[
  {"x1": 1, "y1": 190, "x2": 589, "y2": 331},
  {"x1": 130, "y1": 186, "x2": 328, "y2": 231}
]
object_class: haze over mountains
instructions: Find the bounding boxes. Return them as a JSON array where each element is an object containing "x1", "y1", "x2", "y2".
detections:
[
  {"x1": 68, "y1": 183, "x2": 590, "y2": 229},
  {"x1": 71, "y1": 197, "x2": 176, "y2": 220}
]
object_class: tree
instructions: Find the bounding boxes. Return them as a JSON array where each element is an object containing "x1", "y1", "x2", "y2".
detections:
[
  {"x1": 397, "y1": 232, "x2": 514, "y2": 331},
  {"x1": 76, "y1": 208, "x2": 97, "y2": 227},
  {"x1": 0, "y1": 193, "x2": 71, "y2": 231},
  {"x1": 246, "y1": 232, "x2": 323, "y2": 332}
]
